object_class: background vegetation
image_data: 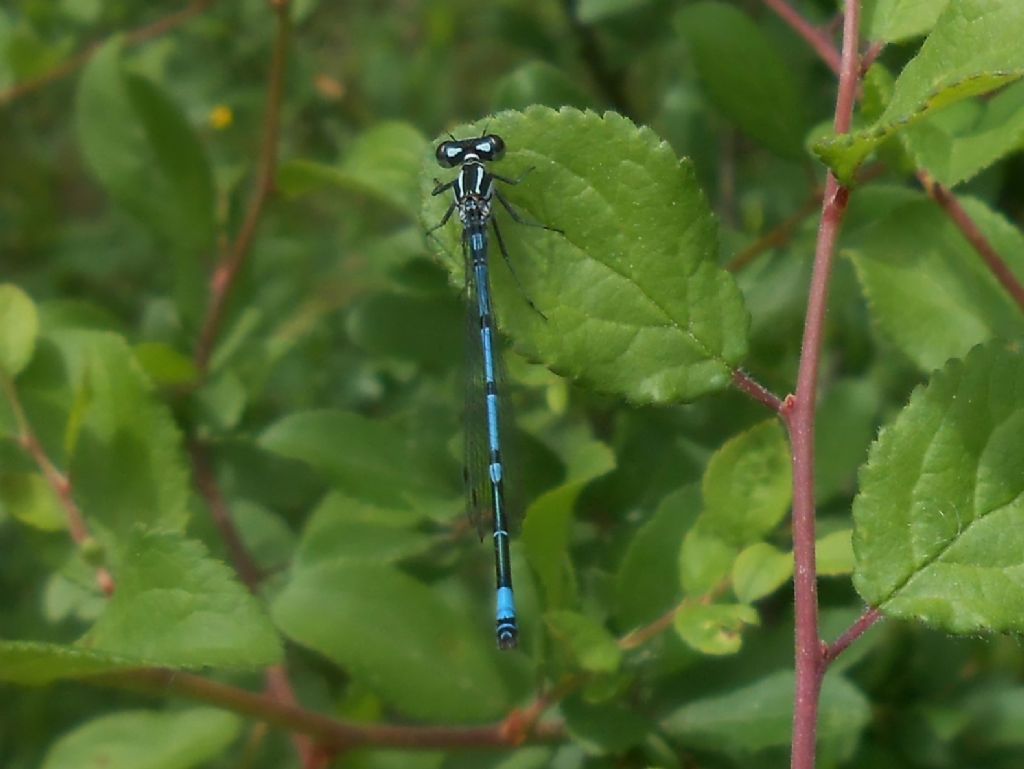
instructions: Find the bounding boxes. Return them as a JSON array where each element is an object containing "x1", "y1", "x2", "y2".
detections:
[{"x1": 2, "y1": 1, "x2": 1024, "y2": 768}]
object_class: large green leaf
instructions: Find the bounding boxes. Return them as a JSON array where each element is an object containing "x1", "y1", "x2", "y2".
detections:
[
  {"x1": 853, "y1": 341, "x2": 1024, "y2": 634},
  {"x1": 814, "y1": 0, "x2": 1024, "y2": 183},
  {"x1": 271, "y1": 561, "x2": 510, "y2": 721},
  {"x1": 846, "y1": 196, "x2": 1024, "y2": 372},
  {"x1": 0, "y1": 641, "x2": 142, "y2": 685},
  {"x1": 81, "y1": 529, "x2": 282, "y2": 668},
  {"x1": 661, "y1": 670, "x2": 870, "y2": 758},
  {"x1": 676, "y1": 2, "x2": 808, "y2": 158},
  {"x1": 49, "y1": 330, "x2": 191, "y2": 538},
  {"x1": 863, "y1": 0, "x2": 951, "y2": 42},
  {"x1": 0, "y1": 284, "x2": 38, "y2": 377},
  {"x1": 75, "y1": 39, "x2": 214, "y2": 252},
  {"x1": 422, "y1": 106, "x2": 748, "y2": 404},
  {"x1": 41, "y1": 708, "x2": 241, "y2": 769}
]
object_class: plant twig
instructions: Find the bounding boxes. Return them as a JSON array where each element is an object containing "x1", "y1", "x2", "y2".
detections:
[
  {"x1": 785, "y1": 2, "x2": 861, "y2": 768},
  {"x1": 0, "y1": 0, "x2": 217, "y2": 107},
  {"x1": 918, "y1": 171, "x2": 1024, "y2": 313},
  {"x1": 759, "y1": 0, "x2": 842, "y2": 75},
  {"x1": 726, "y1": 188, "x2": 824, "y2": 273},
  {"x1": 823, "y1": 607, "x2": 882, "y2": 664},
  {"x1": 0, "y1": 374, "x2": 115, "y2": 595},
  {"x1": 194, "y1": 0, "x2": 291, "y2": 372},
  {"x1": 731, "y1": 369, "x2": 786, "y2": 414},
  {"x1": 93, "y1": 668, "x2": 565, "y2": 749}
]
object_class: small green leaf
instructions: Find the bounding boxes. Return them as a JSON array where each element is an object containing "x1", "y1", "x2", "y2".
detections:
[
  {"x1": 423, "y1": 107, "x2": 748, "y2": 405},
  {"x1": 679, "y1": 527, "x2": 736, "y2": 596},
  {"x1": 133, "y1": 342, "x2": 199, "y2": 389},
  {"x1": 614, "y1": 484, "x2": 700, "y2": 628},
  {"x1": 732, "y1": 543, "x2": 792, "y2": 603},
  {"x1": 492, "y1": 61, "x2": 595, "y2": 112},
  {"x1": 863, "y1": 0, "x2": 951, "y2": 42},
  {"x1": 0, "y1": 472, "x2": 64, "y2": 531},
  {"x1": 0, "y1": 284, "x2": 38, "y2": 376},
  {"x1": 0, "y1": 641, "x2": 141, "y2": 685},
  {"x1": 577, "y1": 0, "x2": 651, "y2": 23},
  {"x1": 817, "y1": 529, "x2": 854, "y2": 577},
  {"x1": 814, "y1": 0, "x2": 1024, "y2": 182},
  {"x1": 676, "y1": 2, "x2": 808, "y2": 158},
  {"x1": 271, "y1": 562, "x2": 509, "y2": 721},
  {"x1": 701, "y1": 420, "x2": 792, "y2": 546},
  {"x1": 279, "y1": 122, "x2": 428, "y2": 217},
  {"x1": 82, "y1": 529, "x2": 281, "y2": 668},
  {"x1": 904, "y1": 80, "x2": 1024, "y2": 186},
  {"x1": 847, "y1": 196, "x2": 1024, "y2": 372},
  {"x1": 75, "y1": 39, "x2": 214, "y2": 251},
  {"x1": 546, "y1": 610, "x2": 622, "y2": 673},
  {"x1": 41, "y1": 708, "x2": 241, "y2": 769},
  {"x1": 854, "y1": 341, "x2": 1024, "y2": 634},
  {"x1": 661, "y1": 670, "x2": 870, "y2": 757},
  {"x1": 259, "y1": 409, "x2": 457, "y2": 513},
  {"x1": 673, "y1": 603, "x2": 758, "y2": 655}
]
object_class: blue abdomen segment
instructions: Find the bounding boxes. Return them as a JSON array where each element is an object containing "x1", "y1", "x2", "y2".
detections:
[{"x1": 496, "y1": 586, "x2": 518, "y2": 649}]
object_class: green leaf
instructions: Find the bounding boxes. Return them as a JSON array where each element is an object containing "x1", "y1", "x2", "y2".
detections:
[
  {"x1": 0, "y1": 641, "x2": 141, "y2": 685},
  {"x1": 422, "y1": 107, "x2": 748, "y2": 404},
  {"x1": 133, "y1": 342, "x2": 199, "y2": 389},
  {"x1": 347, "y1": 292, "x2": 462, "y2": 368},
  {"x1": 673, "y1": 603, "x2": 758, "y2": 655},
  {"x1": 853, "y1": 341, "x2": 1024, "y2": 634},
  {"x1": 732, "y1": 543, "x2": 792, "y2": 604},
  {"x1": 82, "y1": 529, "x2": 281, "y2": 668},
  {"x1": 863, "y1": 0, "x2": 951, "y2": 42},
  {"x1": 661, "y1": 670, "x2": 870, "y2": 757},
  {"x1": 614, "y1": 484, "x2": 700, "y2": 628},
  {"x1": 492, "y1": 61, "x2": 595, "y2": 113},
  {"x1": 904, "y1": 80, "x2": 1024, "y2": 186},
  {"x1": 846, "y1": 196, "x2": 1024, "y2": 372},
  {"x1": 271, "y1": 562, "x2": 509, "y2": 721},
  {"x1": 75, "y1": 39, "x2": 214, "y2": 251},
  {"x1": 577, "y1": 0, "x2": 651, "y2": 23},
  {"x1": 0, "y1": 472, "x2": 64, "y2": 531},
  {"x1": 279, "y1": 122, "x2": 428, "y2": 217},
  {"x1": 561, "y1": 696, "x2": 652, "y2": 754},
  {"x1": 817, "y1": 529, "x2": 855, "y2": 577},
  {"x1": 259, "y1": 409, "x2": 457, "y2": 513},
  {"x1": 294, "y1": 491, "x2": 427, "y2": 571},
  {"x1": 814, "y1": 0, "x2": 1024, "y2": 183},
  {"x1": 816, "y1": 379, "x2": 881, "y2": 501},
  {"x1": 676, "y1": 2, "x2": 807, "y2": 158},
  {"x1": 700, "y1": 420, "x2": 792, "y2": 546},
  {"x1": 679, "y1": 527, "x2": 737, "y2": 596},
  {"x1": 0, "y1": 284, "x2": 38, "y2": 376},
  {"x1": 545, "y1": 610, "x2": 622, "y2": 673},
  {"x1": 49, "y1": 330, "x2": 191, "y2": 537},
  {"x1": 41, "y1": 708, "x2": 241, "y2": 769}
]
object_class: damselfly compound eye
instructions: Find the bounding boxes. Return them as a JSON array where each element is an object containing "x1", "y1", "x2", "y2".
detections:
[{"x1": 435, "y1": 141, "x2": 464, "y2": 168}]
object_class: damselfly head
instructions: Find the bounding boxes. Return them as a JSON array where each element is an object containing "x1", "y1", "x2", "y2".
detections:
[{"x1": 435, "y1": 133, "x2": 506, "y2": 168}]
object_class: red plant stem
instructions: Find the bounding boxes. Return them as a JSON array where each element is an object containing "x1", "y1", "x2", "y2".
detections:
[
  {"x1": 95, "y1": 668, "x2": 565, "y2": 749},
  {"x1": 919, "y1": 171, "x2": 1024, "y2": 313},
  {"x1": 731, "y1": 369, "x2": 785, "y2": 414},
  {"x1": 194, "y1": 0, "x2": 291, "y2": 372},
  {"x1": 785, "y1": 2, "x2": 860, "y2": 768},
  {"x1": 0, "y1": 0, "x2": 217, "y2": 107},
  {"x1": 760, "y1": 0, "x2": 842, "y2": 75},
  {"x1": 0, "y1": 375, "x2": 115, "y2": 595},
  {"x1": 823, "y1": 607, "x2": 882, "y2": 664}
]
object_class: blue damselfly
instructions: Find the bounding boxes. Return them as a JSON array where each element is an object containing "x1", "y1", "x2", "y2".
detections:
[{"x1": 428, "y1": 131, "x2": 558, "y2": 649}]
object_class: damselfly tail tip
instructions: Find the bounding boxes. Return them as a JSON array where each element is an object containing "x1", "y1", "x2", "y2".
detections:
[{"x1": 497, "y1": 627, "x2": 518, "y2": 650}]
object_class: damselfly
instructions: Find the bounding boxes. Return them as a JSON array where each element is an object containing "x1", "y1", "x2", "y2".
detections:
[{"x1": 428, "y1": 131, "x2": 558, "y2": 649}]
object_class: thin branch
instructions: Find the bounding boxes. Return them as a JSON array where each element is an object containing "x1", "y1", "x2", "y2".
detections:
[
  {"x1": 823, "y1": 607, "x2": 883, "y2": 665},
  {"x1": 918, "y1": 171, "x2": 1024, "y2": 313},
  {"x1": 860, "y1": 41, "x2": 886, "y2": 74},
  {"x1": 0, "y1": 374, "x2": 115, "y2": 595},
  {"x1": 93, "y1": 668, "x2": 565, "y2": 749},
  {"x1": 726, "y1": 188, "x2": 824, "y2": 272},
  {"x1": 194, "y1": 0, "x2": 291, "y2": 372},
  {"x1": 731, "y1": 369, "x2": 786, "y2": 414},
  {"x1": 786, "y1": 0, "x2": 861, "y2": 767},
  {"x1": 0, "y1": 0, "x2": 217, "y2": 107},
  {"x1": 759, "y1": 0, "x2": 842, "y2": 75}
]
